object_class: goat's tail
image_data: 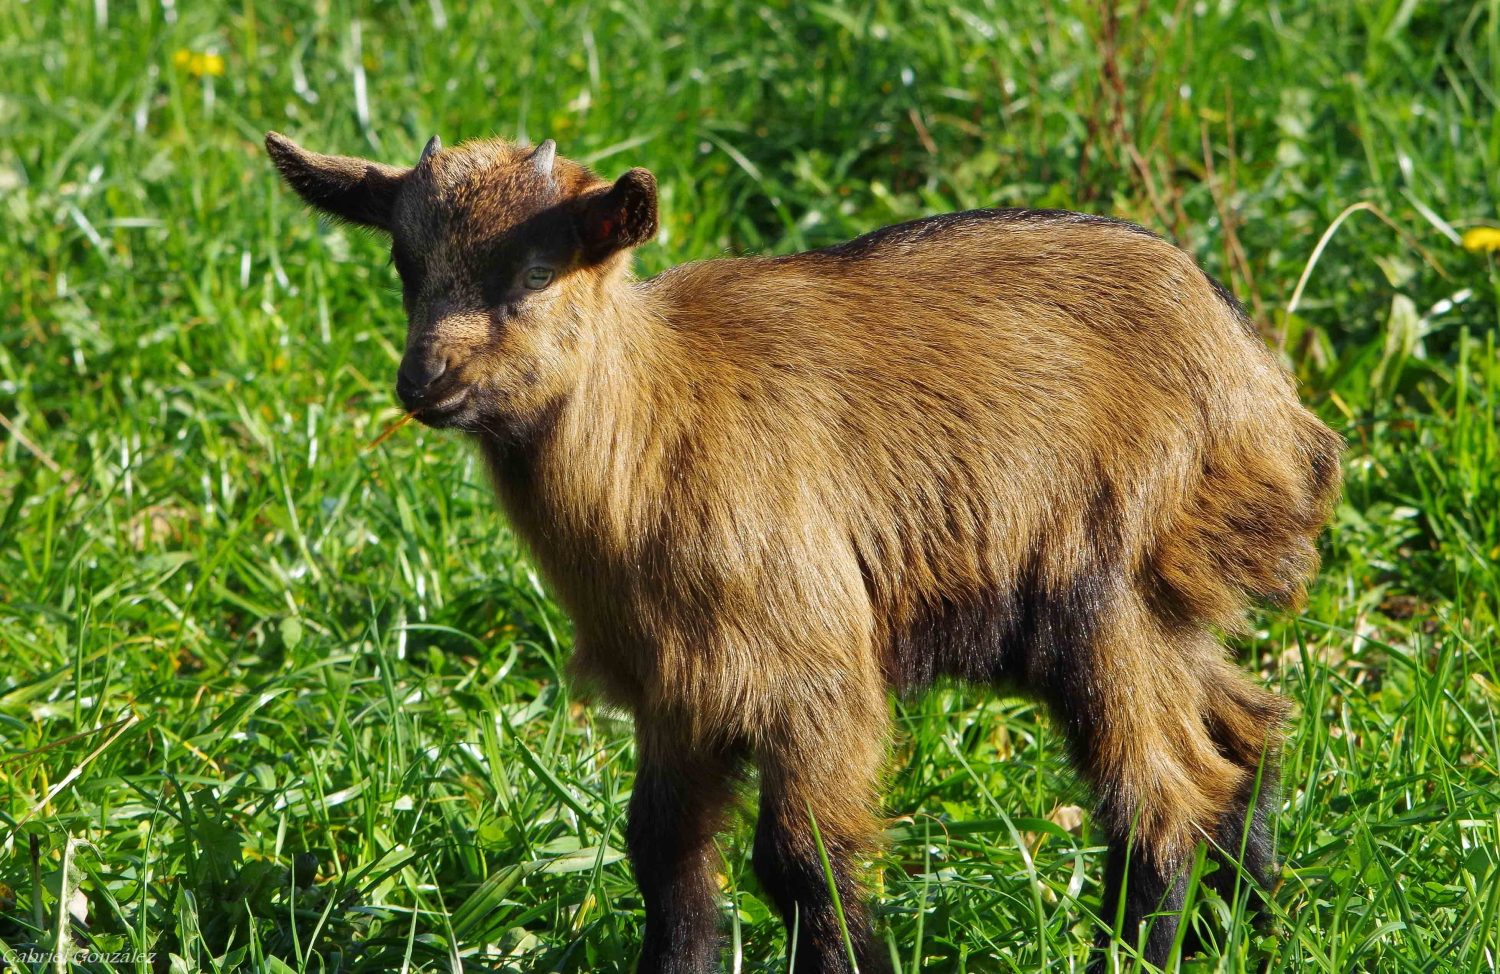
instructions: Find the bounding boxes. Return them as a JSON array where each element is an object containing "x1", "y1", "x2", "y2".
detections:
[{"x1": 1150, "y1": 406, "x2": 1343, "y2": 629}]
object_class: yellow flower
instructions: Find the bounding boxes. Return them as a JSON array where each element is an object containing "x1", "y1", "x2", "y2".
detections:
[
  {"x1": 197, "y1": 53, "x2": 226, "y2": 77},
  {"x1": 1461, "y1": 226, "x2": 1500, "y2": 253},
  {"x1": 173, "y1": 49, "x2": 225, "y2": 78}
]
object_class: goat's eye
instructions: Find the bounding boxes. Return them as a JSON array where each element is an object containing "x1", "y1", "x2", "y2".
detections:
[{"x1": 522, "y1": 265, "x2": 555, "y2": 290}]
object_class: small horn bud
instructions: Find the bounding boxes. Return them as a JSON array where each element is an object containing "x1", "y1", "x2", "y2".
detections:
[
  {"x1": 532, "y1": 139, "x2": 557, "y2": 178},
  {"x1": 418, "y1": 135, "x2": 442, "y2": 167}
]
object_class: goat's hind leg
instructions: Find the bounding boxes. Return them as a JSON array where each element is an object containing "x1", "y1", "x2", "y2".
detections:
[
  {"x1": 1046, "y1": 601, "x2": 1283, "y2": 970},
  {"x1": 1199, "y1": 659, "x2": 1286, "y2": 912}
]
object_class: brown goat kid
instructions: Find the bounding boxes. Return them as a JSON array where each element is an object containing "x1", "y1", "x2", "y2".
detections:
[{"x1": 268, "y1": 132, "x2": 1342, "y2": 972}]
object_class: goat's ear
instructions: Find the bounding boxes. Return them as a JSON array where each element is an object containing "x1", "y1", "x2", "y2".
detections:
[
  {"x1": 575, "y1": 168, "x2": 658, "y2": 263},
  {"x1": 265, "y1": 132, "x2": 408, "y2": 231}
]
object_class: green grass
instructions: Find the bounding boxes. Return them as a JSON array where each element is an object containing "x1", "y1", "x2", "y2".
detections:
[{"x1": 2, "y1": 0, "x2": 1498, "y2": 970}]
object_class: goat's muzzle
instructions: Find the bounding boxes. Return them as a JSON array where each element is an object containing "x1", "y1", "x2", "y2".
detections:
[{"x1": 396, "y1": 353, "x2": 470, "y2": 426}]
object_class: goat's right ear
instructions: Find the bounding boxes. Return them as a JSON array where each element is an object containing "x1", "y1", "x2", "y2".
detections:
[
  {"x1": 265, "y1": 132, "x2": 408, "y2": 231},
  {"x1": 575, "y1": 168, "x2": 659, "y2": 263}
]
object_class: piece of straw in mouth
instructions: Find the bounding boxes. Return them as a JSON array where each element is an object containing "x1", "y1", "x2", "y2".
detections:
[{"x1": 366, "y1": 410, "x2": 418, "y2": 450}]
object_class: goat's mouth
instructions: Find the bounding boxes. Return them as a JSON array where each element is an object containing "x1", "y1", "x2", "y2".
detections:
[{"x1": 412, "y1": 386, "x2": 471, "y2": 428}]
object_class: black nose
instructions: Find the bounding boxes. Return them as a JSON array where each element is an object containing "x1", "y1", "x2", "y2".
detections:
[{"x1": 396, "y1": 353, "x2": 447, "y2": 406}]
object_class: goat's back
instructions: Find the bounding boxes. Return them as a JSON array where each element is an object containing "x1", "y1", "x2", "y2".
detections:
[
  {"x1": 637, "y1": 211, "x2": 1340, "y2": 677},
  {"x1": 516, "y1": 209, "x2": 1340, "y2": 723}
]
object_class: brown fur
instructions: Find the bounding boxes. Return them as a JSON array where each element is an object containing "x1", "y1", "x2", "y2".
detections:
[{"x1": 267, "y1": 133, "x2": 1343, "y2": 972}]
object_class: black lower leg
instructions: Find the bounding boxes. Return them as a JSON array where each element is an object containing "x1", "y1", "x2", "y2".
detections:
[
  {"x1": 1092, "y1": 767, "x2": 1280, "y2": 972},
  {"x1": 628, "y1": 741, "x2": 740, "y2": 974},
  {"x1": 751, "y1": 795, "x2": 890, "y2": 974},
  {"x1": 1092, "y1": 838, "x2": 1189, "y2": 972},
  {"x1": 1205, "y1": 764, "x2": 1279, "y2": 909}
]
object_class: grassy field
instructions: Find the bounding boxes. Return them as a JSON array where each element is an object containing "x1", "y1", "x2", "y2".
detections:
[{"x1": 2, "y1": 0, "x2": 1499, "y2": 970}]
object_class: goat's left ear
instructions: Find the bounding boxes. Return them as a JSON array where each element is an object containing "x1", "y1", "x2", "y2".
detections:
[
  {"x1": 576, "y1": 168, "x2": 658, "y2": 263},
  {"x1": 265, "y1": 132, "x2": 409, "y2": 231}
]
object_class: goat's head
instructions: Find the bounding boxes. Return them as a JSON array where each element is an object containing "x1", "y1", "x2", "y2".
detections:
[{"x1": 265, "y1": 132, "x2": 657, "y2": 432}]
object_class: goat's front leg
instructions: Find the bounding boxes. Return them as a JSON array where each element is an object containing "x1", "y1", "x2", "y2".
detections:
[
  {"x1": 628, "y1": 731, "x2": 742, "y2": 974},
  {"x1": 752, "y1": 697, "x2": 893, "y2": 974}
]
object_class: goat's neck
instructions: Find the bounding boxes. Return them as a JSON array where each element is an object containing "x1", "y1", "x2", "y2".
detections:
[{"x1": 484, "y1": 276, "x2": 682, "y2": 558}]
